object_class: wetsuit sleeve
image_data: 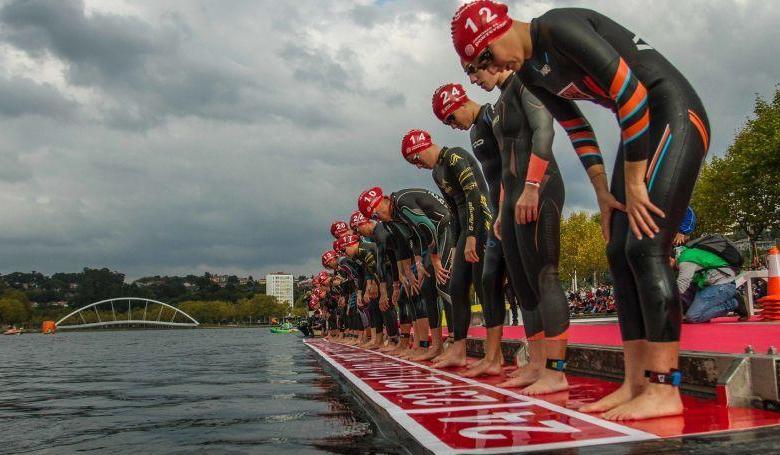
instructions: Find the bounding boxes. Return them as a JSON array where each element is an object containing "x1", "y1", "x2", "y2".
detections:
[
  {"x1": 450, "y1": 149, "x2": 486, "y2": 236},
  {"x1": 524, "y1": 84, "x2": 604, "y2": 170},
  {"x1": 544, "y1": 12, "x2": 650, "y2": 161},
  {"x1": 375, "y1": 232, "x2": 390, "y2": 284},
  {"x1": 520, "y1": 89, "x2": 555, "y2": 184},
  {"x1": 392, "y1": 226, "x2": 414, "y2": 261},
  {"x1": 397, "y1": 199, "x2": 437, "y2": 255},
  {"x1": 360, "y1": 247, "x2": 378, "y2": 282}
]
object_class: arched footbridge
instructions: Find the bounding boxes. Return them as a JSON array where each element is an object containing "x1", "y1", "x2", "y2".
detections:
[{"x1": 55, "y1": 297, "x2": 199, "y2": 329}]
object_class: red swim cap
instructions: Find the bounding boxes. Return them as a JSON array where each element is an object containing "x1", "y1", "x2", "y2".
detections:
[
  {"x1": 313, "y1": 287, "x2": 326, "y2": 299},
  {"x1": 432, "y1": 83, "x2": 469, "y2": 122},
  {"x1": 317, "y1": 270, "x2": 331, "y2": 283},
  {"x1": 358, "y1": 187, "x2": 385, "y2": 218},
  {"x1": 321, "y1": 250, "x2": 338, "y2": 267},
  {"x1": 451, "y1": 1, "x2": 512, "y2": 62},
  {"x1": 330, "y1": 220, "x2": 350, "y2": 239},
  {"x1": 401, "y1": 129, "x2": 432, "y2": 162},
  {"x1": 349, "y1": 211, "x2": 371, "y2": 230},
  {"x1": 336, "y1": 234, "x2": 361, "y2": 252}
]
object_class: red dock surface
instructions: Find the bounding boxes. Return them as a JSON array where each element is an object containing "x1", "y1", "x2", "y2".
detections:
[
  {"x1": 305, "y1": 338, "x2": 780, "y2": 454},
  {"x1": 465, "y1": 317, "x2": 780, "y2": 354}
]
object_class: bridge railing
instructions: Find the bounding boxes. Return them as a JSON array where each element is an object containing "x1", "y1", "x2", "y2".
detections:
[{"x1": 55, "y1": 297, "x2": 199, "y2": 329}]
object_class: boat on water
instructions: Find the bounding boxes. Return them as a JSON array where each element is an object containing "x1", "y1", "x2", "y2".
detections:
[
  {"x1": 270, "y1": 322, "x2": 297, "y2": 334},
  {"x1": 3, "y1": 328, "x2": 23, "y2": 335}
]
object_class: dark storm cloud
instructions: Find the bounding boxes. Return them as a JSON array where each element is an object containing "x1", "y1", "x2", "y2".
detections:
[
  {"x1": 0, "y1": 0, "x2": 338, "y2": 131},
  {"x1": 0, "y1": 76, "x2": 75, "y2": 119},
  {"x1": 0, "y1": 0, "x2": 776, "y2": 279}
]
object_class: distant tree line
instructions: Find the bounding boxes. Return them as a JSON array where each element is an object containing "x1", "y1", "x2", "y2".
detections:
[{"x1": 0, "y1": 268, "x2": 310, "y2": 327}]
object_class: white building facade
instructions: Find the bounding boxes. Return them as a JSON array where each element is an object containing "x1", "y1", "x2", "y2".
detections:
[{"x1": 266, "y1": 273, "x2": 294, "y2": 309}]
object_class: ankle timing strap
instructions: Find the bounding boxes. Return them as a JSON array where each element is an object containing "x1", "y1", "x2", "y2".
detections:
[
  {"x1": 399, "y1": 333, "x2": 411, "y2": 338},
  {"x1": 645, "y1": 369, "x2": 682, "y2": 386},
  {"x1": 546, "y1": 359, "x2": 566, "y2": 372},
  {"x1": 419, "y1": 340, "x2": 430, "y2": 348}
]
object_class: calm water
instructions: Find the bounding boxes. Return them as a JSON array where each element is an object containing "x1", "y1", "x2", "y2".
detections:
[{"x1": 0, "y1": 329, "x2": 402, "y2": 454}]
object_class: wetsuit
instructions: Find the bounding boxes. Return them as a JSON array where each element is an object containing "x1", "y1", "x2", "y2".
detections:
[
  {"x1": 391, "y1": 188, "x2": 455, "y2": 330},
  {"x1": 372, "y1": 221, "x2": 413, "y2": 334},
  {"x1": 431, "y1": 147, "x2": 491, "y2": 341},
  {"x1": 519, "y1": 8, "x2": 710, "y2": 342},
  {"x1": 493, "y1": 73, "x2": 567, "y2": 339},
  {"x1": 353, "y1": 239, "x2": 383, "y2": 335},
  {"x1": 337, "y1": 256, "x2": 366, "y2": 332}
]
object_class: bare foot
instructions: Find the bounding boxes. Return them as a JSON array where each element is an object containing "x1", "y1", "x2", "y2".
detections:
[
  {"x1": 498, "y1": 366, "x2": 541, "y2": 388},
  {"x1": 379, "y1": 342, "x2": 398, "y2": 353},
  {"x1": 521, "y1": 370, "x2": 569, "y2": 395},
  {"x1": 400, "y1": 348, "x2": 426, "y2": 360},
  {"x1": 412, "y1": 347, "x2": 443, "y2": 362},
  {"x1": 601, "y1": 384, "x2": 683, "y2": 421},
  {"x1": 579, "y1": 382, "x2": 637, "y2": 413},
  {"x1": 507, "y1": 364, "x2": 533, "y2": 378},
  {"x1": 432, "y1": 355, "x2": 468, "y2": 369},
  {"x1": 462, "y1": 357, "x2": 504, "y2": 378}
]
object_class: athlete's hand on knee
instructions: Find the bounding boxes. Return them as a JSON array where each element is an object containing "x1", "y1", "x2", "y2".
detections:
[
  {"x1": 626, "y1": 182, "x2": 664, "y2": 240},
  {"x1": 493, "y1": 215, "x2": 502, "y2": 240},
  {"x1": 464, "y1": 236, "x2": 479, "y2": 263},
  {"x1": 431, "y1": 256, "x2": 450, "y2": 284},
  {"x1": 379, "y1": 296, "x2": 389, "y2": 311},
  {"x1": 515, "y1": 185, "x2": 540, "y2": 224},
  {"x1": 596, "y1": 189, "x2": 625, "y2": 243}
]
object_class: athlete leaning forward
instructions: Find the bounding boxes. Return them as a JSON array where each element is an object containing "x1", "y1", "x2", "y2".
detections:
[
  {"x1": 399, "y1": 129, "x2": 493, "y2": 370},
  {"x1": 350, "y1": 210, "x2": 416, "y2": 353},
  {"x1": 359, "y1": 187, "x2": 454, "y2": 362},
  {"x1": 431, "y1": 78, "x2": 570, "y2": 395},
  {"x1": 451, "y1": 1, "x2": 710, "y2": 420}
]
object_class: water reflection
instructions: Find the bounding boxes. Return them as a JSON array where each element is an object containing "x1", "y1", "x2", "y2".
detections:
[{"x1": 0, "y1": 329, "x2": 402, "y2": 454}]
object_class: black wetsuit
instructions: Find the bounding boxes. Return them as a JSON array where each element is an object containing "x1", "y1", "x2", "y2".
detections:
[
  {"x1": 353, "y1": 239, "x2": 384, "y2": 334},
  {"x1": 519, "y1": 8, "x2": 710, "y2": 342},
  {"x1": 370, "y1": 223, "x2": 408, "y2": 338},
  {"x1": 470, "y1": 104, "x2": 507, "y2": 329},
  {"x1": 391, "y1": 188, "x2": 454, "y2": 330},
  {"x1": 431, "y1": 147, "x2": 491, "y2": 341},
  {"x1": 337, "y1": 256, "x2": 365, "y2": 331},
  {"x1": 493, "y1": 73, "x2": 567, "y2": 339}
]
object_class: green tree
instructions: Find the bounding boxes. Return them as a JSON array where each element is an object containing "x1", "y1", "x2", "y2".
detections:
[
  {"x1": 692, "y1": 88, "x2": 780, "y2": 260},
  {"x1": 559, "y1": 212, "x2": 609, "y2": 289},
  {"x1": 0, "y1": 290, "x2": 32, "y2": 325}
]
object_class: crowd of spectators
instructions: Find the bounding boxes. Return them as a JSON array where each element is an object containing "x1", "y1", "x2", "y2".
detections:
[{"x1": 568, "y1": 285, "x2": 616, "y2": 316}]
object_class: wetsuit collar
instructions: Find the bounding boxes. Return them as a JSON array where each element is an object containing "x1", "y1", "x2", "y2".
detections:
[
  {"x1": 436, "y1": 147, "x2": 450, "y2": 166},
  {"x1": 529, "y1": 18, "x2": 540, "y2": 63}
]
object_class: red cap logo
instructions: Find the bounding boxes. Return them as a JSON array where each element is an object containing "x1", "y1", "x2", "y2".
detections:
[
  {"x1": 358, "y1": 187, "x2": 385, "y2": 217},
  {"x1": 451, "y1": 1, "x2": 512, "y2": 62},
  {"x1": 321, "y1": 250, "x2": 338, "y2": 267},
  {"x1": 349, "y1": 211, "x2": 371, "y2": 230},
  {"x1": 401, "y1": 129, "x2": 432, "y2": 161},
  {"x1": 330, "y1": 220, "x2": 350, "y2": 239},
  {"x1": 336, "y1": 234, "x2": 360, "y2": 252},
  {"x1": 317, "y1": 271, "x2": 331, "y2": 283},
  {"x1": 432, "y1": 83, "x2": 469, "y2": 122}
]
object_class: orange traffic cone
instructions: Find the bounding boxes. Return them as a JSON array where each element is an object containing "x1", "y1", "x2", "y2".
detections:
[{"x1": 759, "y1": 247, "x2": 780, "y2": 320}]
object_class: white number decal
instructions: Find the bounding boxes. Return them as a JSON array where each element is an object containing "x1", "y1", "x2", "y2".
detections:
[
  {"x1": 464, "y1": 17, "x2": 478, "y2": 33},
  {"x1": 403, "y1": 389, "x2": 496, "y2": 406},
  {"x1": 440, "y1": 91, "x2": 450, "y2": 104},
  {"x1": 378, "y1": 376, "x2": 453, "y2": 389},
  {"x1": 440, "y1": 412, "x2": 580, "y2": 439},
  {"x1": 480, "y1": 7, "x2": 498, "y2": 23}
]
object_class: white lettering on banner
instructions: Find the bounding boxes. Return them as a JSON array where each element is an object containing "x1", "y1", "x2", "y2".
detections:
[
  {"x1": 403, "y1": 389, "x2": 497, "y2": 406},
  {"x1": 378, "y1": 377, "x2": 453, "y2": 389},
  {"x1": 460, "y1": 422, "x2": 580, "y2": 440},
  {"x1": 440, "y1": 412, "x2": 581, "y2": 439}
]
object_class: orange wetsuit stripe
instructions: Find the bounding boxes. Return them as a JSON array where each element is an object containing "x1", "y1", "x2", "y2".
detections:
[{"x1": 688, "y1": 109, "x2": 709, "y2": 151}]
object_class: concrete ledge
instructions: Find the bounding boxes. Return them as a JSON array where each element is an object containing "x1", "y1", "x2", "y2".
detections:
[{"x1": 466, "y1": 337, "x2": 780, "y2": 406}]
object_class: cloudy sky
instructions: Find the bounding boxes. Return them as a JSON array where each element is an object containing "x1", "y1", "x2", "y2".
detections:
[{"x1": 0, "y1": 0, "x2": 777, "y2": 280}]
